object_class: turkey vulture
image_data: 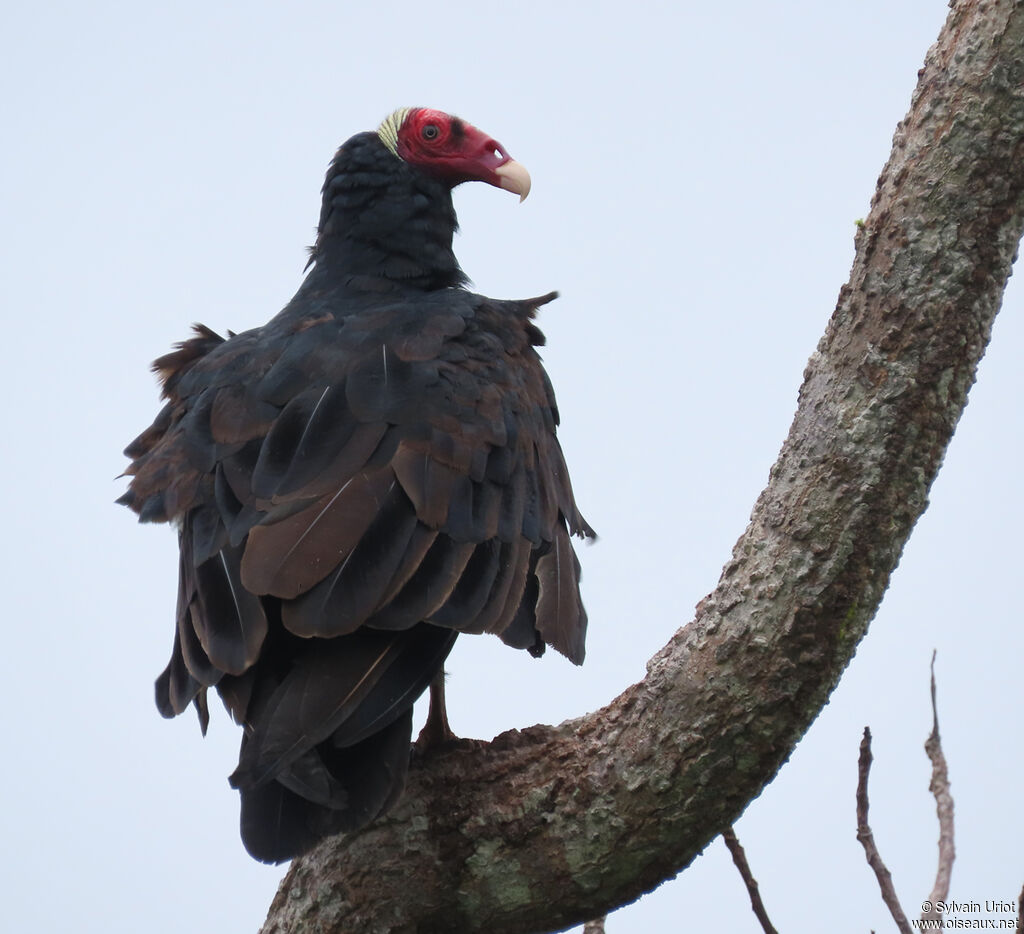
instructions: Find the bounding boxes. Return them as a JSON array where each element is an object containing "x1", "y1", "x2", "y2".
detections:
[{"x1": 119, "y1": 107, "x2": 593, "y2": 863}]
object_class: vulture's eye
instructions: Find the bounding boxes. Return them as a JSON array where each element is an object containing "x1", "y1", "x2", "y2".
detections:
[{"x1": 422, "y1": 124, "x2": 440, "y2": 141}]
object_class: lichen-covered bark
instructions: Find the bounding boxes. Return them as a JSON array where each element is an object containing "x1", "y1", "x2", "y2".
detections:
[{"x1": 262, "y1": 3, "x2": 1024, "y2": 931}]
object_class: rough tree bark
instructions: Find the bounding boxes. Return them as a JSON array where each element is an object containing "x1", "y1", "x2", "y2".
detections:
[{"x1": 262, "y1": 3, "x2": 1024, "y2": 931}]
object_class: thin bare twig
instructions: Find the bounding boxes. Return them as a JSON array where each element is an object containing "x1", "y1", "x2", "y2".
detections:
[
  {"x1": 921, "y1": 651, "x2": 955, "y2": 924},
  {"x1": 722, "y1": 826, "x2": 779, "y2": 934},
  {"x1": 582, "y1": 917, "x2": 607, "y2": 934},
  {"x1": 856, "y1": 727, "x2": 913, "y2": 934}
]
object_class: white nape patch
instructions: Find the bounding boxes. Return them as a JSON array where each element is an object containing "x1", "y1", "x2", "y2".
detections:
[{"x1": 376, "y1": 107, "x2": 413, "y2": 156}]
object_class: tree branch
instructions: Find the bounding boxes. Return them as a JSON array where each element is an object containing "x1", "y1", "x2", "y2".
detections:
[
  {"x1": 262, "y1": 3, "x2": 1024, "y2": 931},
  {"x1": 722, "y1": 827, "x2": 778, "y2": 934},
  {"x1": 921, "y1": 652, "x2": 955, "y2": 923},
  {"x1": 856, "y1": 728, "x2": 912, "y2": 934}
]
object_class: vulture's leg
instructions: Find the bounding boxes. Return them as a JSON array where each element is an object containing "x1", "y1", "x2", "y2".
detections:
[{"x1": 415, "y1": 669, "x2": 456, "y2": 750}]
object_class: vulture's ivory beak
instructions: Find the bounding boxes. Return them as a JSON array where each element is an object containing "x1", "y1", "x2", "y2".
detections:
[{"x1": 495, "y1": 160, "x2": 531, "y2": 202}]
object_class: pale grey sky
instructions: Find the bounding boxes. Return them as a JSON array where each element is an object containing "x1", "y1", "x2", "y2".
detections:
[{"x1": 2, "y1": 1, "x2": 1020, "y2": 931}]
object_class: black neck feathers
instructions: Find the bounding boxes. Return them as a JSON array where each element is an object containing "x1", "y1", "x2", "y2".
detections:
[{"x1": 306, "y1": 132, "x2": 467, "y2": 292}]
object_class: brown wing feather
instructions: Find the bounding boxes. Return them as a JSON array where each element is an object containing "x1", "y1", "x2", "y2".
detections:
[
  {"x1": 280, "y1": 483, "x2": 420, "y2": 638},
  {"x1": 191, "y1": 544, "x2": 268, "y2": 674},
  {"x1": 534, "y1": 523, "x2": 587, "y2": 664},
  {"x1": 364, "y1": 536, "x2": 476, "y2": 631},
  {"x1": 239, "y1": 470, "x2": 395, "y2": 598}
]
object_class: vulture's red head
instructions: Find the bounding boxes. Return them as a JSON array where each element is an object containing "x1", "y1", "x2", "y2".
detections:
[{"x1": 377, "y1": 107, "x2": 531, "y2": 201}]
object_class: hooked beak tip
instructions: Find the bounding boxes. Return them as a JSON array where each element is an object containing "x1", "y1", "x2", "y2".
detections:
[{"x1": 495, "y1": 159, "x2": 531, "y2": 202}]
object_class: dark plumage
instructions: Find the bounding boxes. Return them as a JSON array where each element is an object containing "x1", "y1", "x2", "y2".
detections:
[{"x1": 120, "y1": 107, "x2": 593, "y2": 863}]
